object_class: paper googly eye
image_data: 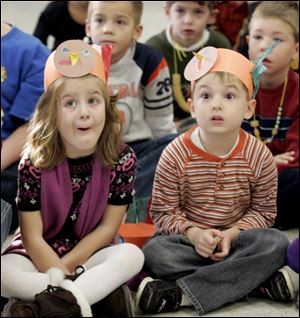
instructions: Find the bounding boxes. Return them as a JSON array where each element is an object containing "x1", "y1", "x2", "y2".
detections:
[
  {"x1": 62, "y1": 47, "x2": 70, "y2": 53},
  {"x1": 82, "y1": 49, "x2": 90, "y2": 57},
  {"x1": 184, "y1": 47, "x2": 218, "y2": 81}
]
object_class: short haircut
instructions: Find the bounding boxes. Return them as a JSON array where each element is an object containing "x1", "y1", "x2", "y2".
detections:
[
  {"x1": 249, "y1": 1, "x2": 299, "y2": 42},
  {"x1": 165, "y1": 1, "x2": 216, "y2": 11},
  {"x1": 87, "y1": 1, "x2": 143, "y2": 25},
  {"x1": 193, "y1": 72, "x2": 250, "y2": 100}
]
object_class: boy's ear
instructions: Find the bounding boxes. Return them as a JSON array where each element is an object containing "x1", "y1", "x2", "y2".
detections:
[
  {"x1": 164, "y1": 2, "x2": 170, "y2": 16},
  {"x1": 244, "y1": 99, "x2": 256, "y2": 120},
  {"x1": 188, "y1": 98, "x2": 196, "y2": 118},
  {"x1": 133, "y1": 24, "x2": 143, "y2": 41},
  {"x1": 207, "y1": 9, "x2": 218, "y2": 25},
  {"x1": 246, "y1": 35, "x2": 250, "y2": 44}
]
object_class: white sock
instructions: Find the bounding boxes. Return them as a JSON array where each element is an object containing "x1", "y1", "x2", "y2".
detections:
[{"x1": 180, "y1": 293, "x2": 193, "y2": 307}]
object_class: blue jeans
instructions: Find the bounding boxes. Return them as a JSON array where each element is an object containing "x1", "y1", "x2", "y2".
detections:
[
  {"x1": 142, "y1": 228, "x2": 289, "y2": 315},
  {"x1": 1, "y1": 199, "x2": 12, "y2": 249},
  {"x1": 129, "y1": 133, "x2": 178, "y2": 199}
]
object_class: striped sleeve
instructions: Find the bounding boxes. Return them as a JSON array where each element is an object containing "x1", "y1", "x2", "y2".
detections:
[
  {"x1": 150, "y1": 129, "x2": 278, "y2": 234},
  {"x1": 150, "y1": 135, "x2": 195, "y2": 235},
  {"x1": 232, "y1": 133, "x2": 278, "y2": 229}
]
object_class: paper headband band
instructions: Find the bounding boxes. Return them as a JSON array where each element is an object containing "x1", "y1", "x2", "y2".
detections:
[
  {"x1": 184, "y1": 47, "x2": 255, "y2": 97},
  {"x1": 44, "y1": 40, "x2": 112, "y2": 90}
]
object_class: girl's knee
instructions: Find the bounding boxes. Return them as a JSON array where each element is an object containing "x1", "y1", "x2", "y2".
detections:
[{"x1": 121, "y1": 243, "x2": 145, "y2": 271}]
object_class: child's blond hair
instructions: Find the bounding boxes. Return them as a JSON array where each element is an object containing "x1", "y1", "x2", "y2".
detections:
[
  {"x1": 249, "y1": 1, "x2": 299, "y2": 42},
  {"x1": 87, "y1": 1, "x2": 143, "y2": 25}
]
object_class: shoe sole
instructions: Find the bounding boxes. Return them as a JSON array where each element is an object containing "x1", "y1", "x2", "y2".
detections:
[
  {"x1": 135, "y1": 277, "x2": 154, "y2": 310},
  {"x1": 121, "y1": 285, "x2": 135, "y2": 317},
  {"x1": 279, "y1": 267, "x2": 296, "y2": 300}
]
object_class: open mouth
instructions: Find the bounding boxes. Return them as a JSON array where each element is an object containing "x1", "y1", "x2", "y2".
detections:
[
  {"x1": 101, "y1": 41, "x2": 116, "y2": 46},
  {"x1": 262, "y1": 58, "x2": 271, "y2": 64},
  {"x1": 211, "y1": 115, "x2": 224, "y2": 121},
  {"x1": 78, "y1": 127, "x2": 90, "y2": 131},
  {"x1": 183, "y1": 29, "x2": 194, "y2": 35}
]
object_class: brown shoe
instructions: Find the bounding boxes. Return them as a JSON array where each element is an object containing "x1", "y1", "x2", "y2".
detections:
[
  {"x1": 34, "y1": 280, "x2": 92, "y2": 317},
  {"x1": 35, "y1": 285, "x2": 82, "y2": 317},
  {"x1": 92, "y1": 284, "x2": 135, "y2": 317},
  {"x1": 9, "y1": 300, "x2": 39, "y2": 317}
]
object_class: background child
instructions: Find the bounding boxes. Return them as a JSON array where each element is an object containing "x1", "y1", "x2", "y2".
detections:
[
  {"x1": 85, "y1": 1, "x2": 178, "y2": 220},
  {"x1": 146, "y1": 1, "x2": 231, "y2": 129},
  {"x1": 1, "y1": 21, "x2": 50, "y2": 233},
  {"x1": 33, "y1": 1, "x2": 89, "y2": 50},
  {"x1": 214, "y1": 1, "x2": 249, "y2": 49},
  {"x1": 134, "y1": 47, "x2": 298, "y2": 315},
  {"x1": 1, "y1": 40, "x2": 144, "y2": 317},
  {"x1": 242, "y1": 1, "x2": 299, "y2": 230}
]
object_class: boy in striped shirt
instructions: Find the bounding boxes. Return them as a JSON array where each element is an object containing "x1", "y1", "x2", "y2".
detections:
[{"x1": 135, "y1": 47, "x2": 298, "y2": 315}]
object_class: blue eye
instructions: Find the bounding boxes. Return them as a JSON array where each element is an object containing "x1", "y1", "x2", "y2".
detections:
[
  {"x1": 62, "y1": 47, "x2": 70, "y2": 53},
  {"x1": 82, "y1": 49, "x2": 90, "y2": 57}
]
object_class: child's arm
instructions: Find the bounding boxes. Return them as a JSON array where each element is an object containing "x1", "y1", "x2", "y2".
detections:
[
  {"x1": 61, "y1": 204, "x2": 127, "y2": 273},
  {"x1": 19, "y1": 210, "x2": 71, "y2": 274},
  {"x1": 231, "y1": 143, "x2": 278, "y2": 229},
  {"x1": 143, "y1": 57, "x2": 177, "y2": 137}
]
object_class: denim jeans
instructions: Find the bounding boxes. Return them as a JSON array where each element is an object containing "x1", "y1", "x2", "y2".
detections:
[
  {"x1": 129, "y1": 133, "x2": 178, "y2": 199},
  {"x1": 1, "y1": 199, "x2": 12, "y2": 249},
  {"x1": 142, "y1": 228, "x2": 289, "y2": 315}
]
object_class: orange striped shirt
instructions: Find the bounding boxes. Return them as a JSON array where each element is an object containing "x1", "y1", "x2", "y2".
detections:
[{"x1": 150, "y1": 127, "x2": 278, "y2": 234}]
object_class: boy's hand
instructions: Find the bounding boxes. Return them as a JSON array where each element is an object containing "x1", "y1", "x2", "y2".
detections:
[
  {"x1": 210, "y1": 227, "x2": 240, "y2": 261},
  {"x1": 274, "y1": 151, "x2": 295, "y2": 166},
  {"x1": 186, "y1": 227, "x2": 224, "y2": 258}
]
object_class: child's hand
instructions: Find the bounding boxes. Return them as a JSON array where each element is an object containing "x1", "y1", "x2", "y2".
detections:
[
  {"x1": 210, "y1": 227, "x2": 240, "y2": 261},
  {"x1": 274, "y1": 151, "x2": 295, "y2": 166},
  {"x1": 189, "y1": 228, "x2": 225, "y2": 258}
]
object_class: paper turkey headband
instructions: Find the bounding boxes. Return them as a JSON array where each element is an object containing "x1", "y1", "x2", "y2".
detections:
[
  {"x1": 184, "y1": 41, "x2": 279, "y2": 98},
  {"x1": 44, "y1": 39, "x2": 112, "y2": 90}
]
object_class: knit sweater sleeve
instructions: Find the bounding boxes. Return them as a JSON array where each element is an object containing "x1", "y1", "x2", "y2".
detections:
[
  {"x1": 150, "y1": 136, "x2": 194, "y2": 235},
  {"x1": 230, "y1": 134, "x2": 278, "y2": 229}
]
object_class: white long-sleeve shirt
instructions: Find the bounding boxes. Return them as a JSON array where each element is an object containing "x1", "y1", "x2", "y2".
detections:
[{"x1": 108, "y1": 41, "x2": 177, "y2": 143}]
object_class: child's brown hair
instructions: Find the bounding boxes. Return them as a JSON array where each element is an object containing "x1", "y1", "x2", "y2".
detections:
[
  {"x1": 87, "y1": 1, "x2": 143, "y2": 25},
  {"x1": 249, "y1": 1, "x2": 299, "y2": 42},
  {"x1": 165, "y1": 1, "x2": 216, "y2": 11}
]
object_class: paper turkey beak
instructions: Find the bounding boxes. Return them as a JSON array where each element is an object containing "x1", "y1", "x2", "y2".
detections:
[{"x1": 70, "y1": 53, "x2": 79, "y2": 66}]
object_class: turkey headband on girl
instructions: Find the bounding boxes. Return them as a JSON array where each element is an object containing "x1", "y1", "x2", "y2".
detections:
[{"x1": 43, "y1": 39, "x2": 112, "y2": 90}]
